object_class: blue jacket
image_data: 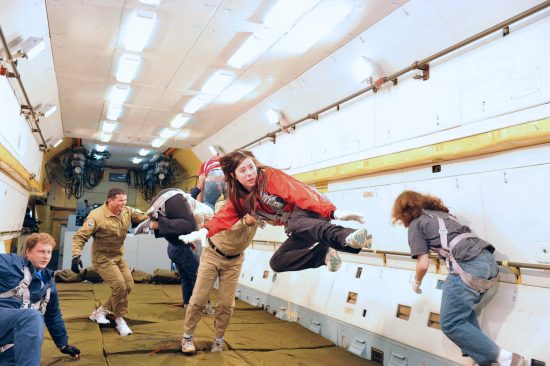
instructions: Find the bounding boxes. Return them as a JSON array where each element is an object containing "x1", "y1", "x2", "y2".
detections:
[{"x1": 0, "y1": 254, "x2": 68, "y2": 348}]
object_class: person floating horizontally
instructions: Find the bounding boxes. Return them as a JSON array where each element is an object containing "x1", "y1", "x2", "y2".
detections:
[
  {"x1": 391, "y1": 190, "x2": 525, "y2": 366},
  {"x1": 134, "y1": 188, "x2": 214, "y2": 310},
  {"x1": 197, "y1": 154, "x2": 226, "y2": 211},
  {"x1": 180, "y1": 150, "x2": 373, "y2": 273},
  {"x1": 181, "y1": 209, "x2": 259, "y2": 354},
  {"x1": 0, "y1": 233, "x2": 80, "y2": 365},
  {"x1": 71, "y1": 187, "x2": 148, "y2": 336}
]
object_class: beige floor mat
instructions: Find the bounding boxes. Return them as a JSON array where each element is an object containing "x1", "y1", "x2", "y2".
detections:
[
  {"x1": 237, "y1": 347, "x2": 379, "y2": 365},
  {"x1": 101, "y1": 320, "x2": 213, "y2": 354},
  {"x1": 107, "y1": 351, "x2": 252, "y2": 365},
  {"x1": 41, "y1": 283, "x2": 376, "y2": 365},
  {"x1": 224, "y1": 322, "x2": 334, "y2": 350}
]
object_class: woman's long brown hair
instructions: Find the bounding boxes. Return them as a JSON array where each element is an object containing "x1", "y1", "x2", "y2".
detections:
[
  {"x1": 391, "y1": 190, "x2": 449, "y2": 227},
  {"x1": 220, "y1": 150, "x2": 266, "y2": 217}
]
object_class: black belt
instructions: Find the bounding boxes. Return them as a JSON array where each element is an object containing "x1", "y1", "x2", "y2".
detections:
[{"x1": 208, "y1": 238, "x2": 241, "y2": 259}]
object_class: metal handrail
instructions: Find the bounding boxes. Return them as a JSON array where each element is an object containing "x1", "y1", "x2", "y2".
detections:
[
  {"x1": 0, "y1": 26, "x2": 48, "y2": 151},
  {"x1": 251, "y1": 240, "x2": 550, "y2": 275},
  {"x1": 237, "y1": 1, "x2": 550, "y2": 151}
]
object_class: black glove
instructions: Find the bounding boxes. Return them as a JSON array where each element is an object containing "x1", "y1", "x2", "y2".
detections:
[
  {"x1": 71, "y1": 256, "x2": 83, "y2": 274},
  {"x1": 60, "y1": 344, "x2": 81, "y2": 359}
]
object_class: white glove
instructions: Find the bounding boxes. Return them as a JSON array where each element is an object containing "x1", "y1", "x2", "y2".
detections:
[
  {"x1": 179, "y1": 228, "x2": 208, "y2": 248},
  {"x1": 412, "y1": 279, "x2": 422, "y2": 294},
  {"x1": 333, "y1": 209, "x2": 364, "y2": 224}
]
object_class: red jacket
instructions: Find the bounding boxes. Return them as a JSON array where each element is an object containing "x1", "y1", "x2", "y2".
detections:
[{"x1": 204, "y1": 167, "x2": 336, "y2": 237}]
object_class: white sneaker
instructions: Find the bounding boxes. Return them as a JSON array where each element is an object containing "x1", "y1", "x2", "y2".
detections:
[
  {"x1": 89, "y1": 307, "x2": 110, "y2": 325},
  {"x1": 115, "y1": 317, "x2": 132, "y2": 336},
  {"x1": 345, "y1": 228, "x2": 373, "y2": 249},
  {"x1": 325, "y1": 248, "x2": 341, "y2": 272},
  {"x1": 181, "y1": 337, "x2": 195, "y2": 354},
  {"x1": 211, "y1": 340, "x2": 224, "y2": 352},
  {"x1": 497, "y1": 349, "x2": 525, "y2": 366}
]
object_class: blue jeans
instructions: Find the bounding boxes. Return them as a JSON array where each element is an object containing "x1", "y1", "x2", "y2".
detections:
[
  {"x1": 440, "y1": 250, "x2": 499, "y2": 365},
  {"x1": 167, "y1": 243, "x2": 199, "y2": 305},
  {"x1": 203, "y1": 169, "x2": 226, "y2": 210},
  {"x1": 0, "y1": 308, "x2": 44, "y2": 366}
]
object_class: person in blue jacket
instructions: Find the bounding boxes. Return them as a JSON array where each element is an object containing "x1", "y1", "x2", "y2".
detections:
[{"x1": 0, "y1": 233, "x2": 80, "y2": 366}]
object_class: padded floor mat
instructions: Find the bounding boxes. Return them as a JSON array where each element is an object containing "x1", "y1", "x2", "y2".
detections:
[
  {"x1": 40, "y1": 283, "x2": 375, "y2": 365},
  {"x1": 224, "y1": 322, "x2": 334, "y2": 350},
  {"x1": 237, "y1": 347, "x2": 379, "y2": 365},
  {"x1": 101, "y1": 320, "x2": 213, "y2": 354},
  {"x1": 107, "y1": 351, "x2": 251, "y2": 365}
]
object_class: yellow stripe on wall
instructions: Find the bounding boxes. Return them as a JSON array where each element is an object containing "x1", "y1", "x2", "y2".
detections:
[
  {"x1": 0, "y1": 142, "x2": 42, "y2": 192},
  {"x1": 294, "y1": 118, "x2": 550, "y2": 185}
]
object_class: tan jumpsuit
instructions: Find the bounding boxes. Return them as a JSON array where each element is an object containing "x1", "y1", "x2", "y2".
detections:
[{"x1": 72, "y1": 204, "x2": 148, "y2": 317}]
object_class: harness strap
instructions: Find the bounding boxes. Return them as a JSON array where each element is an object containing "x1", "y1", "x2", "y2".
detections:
[
  {"x1": 423, "y1": 210, "x2": 497, "y2": 292},
  {"x1": 256, "y1": 209, "x2": 291, "y2": 225},
  {"x1": 0, "y1": 266, "x2": 51, "y2": 314},
  {"x1": 147, "y1": 189, "x2": 186, "y2": 217},
  {"x1": 0, "y1": 344, "x2": 14, "y2": 353}
]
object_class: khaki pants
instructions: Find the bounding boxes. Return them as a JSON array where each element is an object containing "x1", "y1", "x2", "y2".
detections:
[
  {"x1": 183, "y1": 247, "x2": 243, "y2": 339},
  {"x1": 93, "y1": 254, "x2": 134, "y2": 317}
]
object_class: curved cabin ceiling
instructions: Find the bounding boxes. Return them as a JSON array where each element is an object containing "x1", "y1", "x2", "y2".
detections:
[{"x1": 1, "y1": 0, "x2": 407, "y2": 166}]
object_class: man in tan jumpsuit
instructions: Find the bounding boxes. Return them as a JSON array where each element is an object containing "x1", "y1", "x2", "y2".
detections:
[
  {"x1": 71, "y1": 187, "x2": 148, "y2": 336},
  {"x1": 180, "y1": 212, "x2": 258, "y2": 353}
]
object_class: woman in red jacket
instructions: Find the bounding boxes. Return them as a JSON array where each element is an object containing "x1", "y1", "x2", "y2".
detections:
[{"x1": 180, "y1": 150, "x2": 372, "y2": 273}]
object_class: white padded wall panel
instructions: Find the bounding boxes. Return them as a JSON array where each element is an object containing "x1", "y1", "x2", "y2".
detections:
[
  {"x1": 479, "y1": 164, "x2": 550, "y2": 264},
  {"x1": 481, "y1": 283, "x2": 550, "y2": 362},
  {"x1": 0, "y1": 173, "x2": 30, "y2": 237},
  {"x1": 460, "y1": 15, "x2": 550, "y2": 125}
]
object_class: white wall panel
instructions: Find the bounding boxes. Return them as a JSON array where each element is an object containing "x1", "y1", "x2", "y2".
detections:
[
  {"x1": 0, "y1": 172, "x2": 29, "y2": 238},
  {"x1": 0, "y1": 78, "x2": 43, "y2": 180}
]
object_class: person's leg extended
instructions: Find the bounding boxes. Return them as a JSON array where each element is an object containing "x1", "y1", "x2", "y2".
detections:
[
  {"x1": 168, "y1": 243, "x2": 198, "y2": 305},
  {"x1": 440, "y1": 274, "x2": 499, "y2": 365},
  {"x1": 183, "y1": 250, "x2": 219, "y2": 337},
  {"x1": 213, "y1": 255, "x2": 243, "y2": 341}
]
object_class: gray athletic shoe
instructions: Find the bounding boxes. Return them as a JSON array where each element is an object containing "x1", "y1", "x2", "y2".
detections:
[
  {"x1": 345, "y1": 228, "x2": 372, "y2": 249},
  {"x1": 134, "y1": 219, "x2": 151, "y2": 235},
  {"x1": 181, "y1": 337, "x2": 195, "y2": 354},
  {"x1": 325, "y1": 248, "x2": 341, "y2": 272},
  {"x1": 211, "y1": 340, "x2": 224, "y2": 352}
]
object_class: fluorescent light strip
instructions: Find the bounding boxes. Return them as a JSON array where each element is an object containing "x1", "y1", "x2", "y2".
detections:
[
  {"x1": 123, "y1": 10, "x2": 156, "y2": 52},
  {"x1": 177, "y1": 129, "x2": 190, "y2": 140},
  {"x1": 107, "y1": 104, "x2": 123, "y2": 120},
  {"x1": 170, "y1": 114, "x2": 191, "y2": 128},
  {"x1": 139, "y1": 0, "x2": 162, "y2": 6},
  {"x1": 219, "y1": 78, "x2": 261, "y2": 103},
  {"x1": 100, "y1": 133, "x2": 112, "y2": 142},
  {"x1": 42, "y1": 104, "x2": 57, "y2": 118},
  {"x1": 108, "y1": 84, "x2": 130, "y2": 104},
  {"x1": 264, "y1": 0, "x2": 319, "y2": 31},
  {"x1": 201, "y1": 70, "x2": 235, "y2": 96},
  {"x1": 116, "y1": 54, "x2": 141, "y2": 83},
  {"x1": 53, "y1": 138, "x2": 63, "y2": 148},
  {"x1": 265, "y1": 109, "x2": 280, "y2": 125},
  {"x1": 22, "y1": 37, "x2": 46, "y2": 60},
  {"x1": 276, "y1": 2, "x2": 352, "y2": 54},
  {"x1": 102, "y1": 120, "x2": 117, "y2": 133},
  {"x1": 160, "y1": 128, "x2": 177, "y2": 139},
  {"x1": 183, "y1": 94, "x2": 213, "y2": 114},
  {"x1": 227, "y1": 34, "x2": 275, "y2": 69},
  {"x1": 151, "y1": 138, "x2": 166, "y2": 148}
]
